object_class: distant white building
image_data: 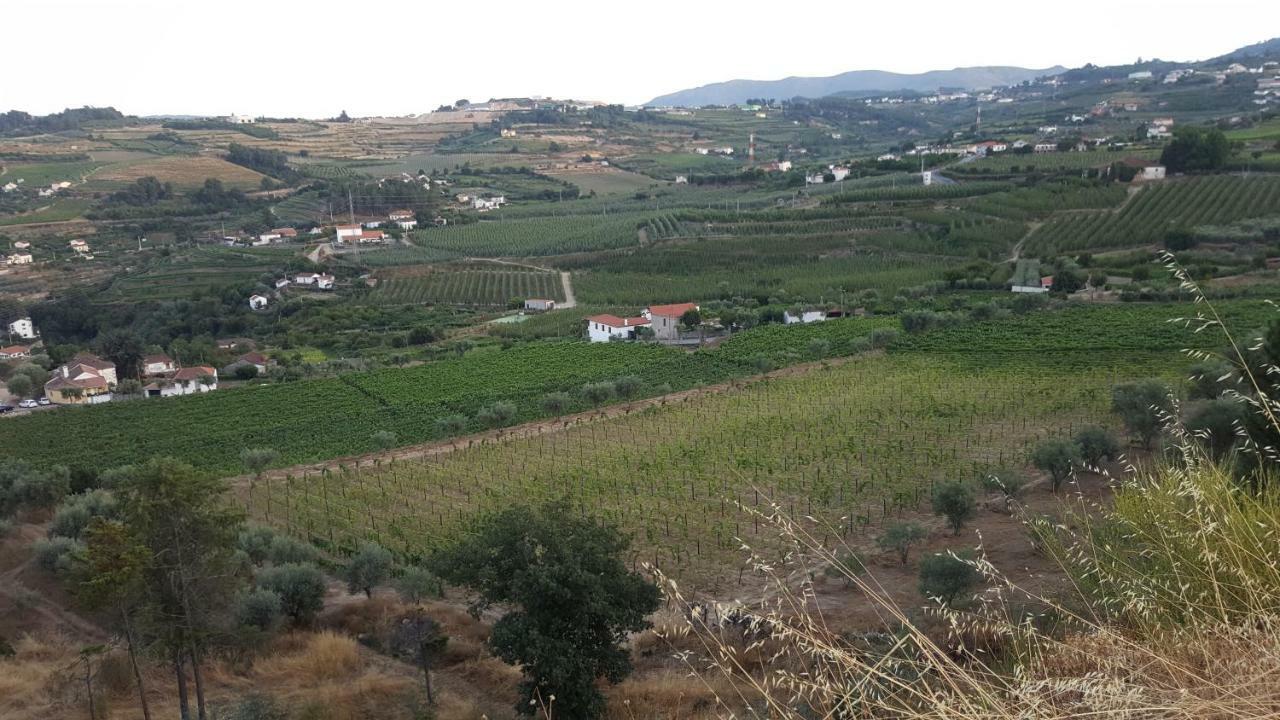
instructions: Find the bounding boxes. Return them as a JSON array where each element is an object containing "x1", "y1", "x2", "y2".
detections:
[
  {"x1": 145, "y1": 366, "x2": 218, "y2": 398},
  {"x1": 921, "y1": 170, "x2": 933, "y2": 186},
  {"x1": 784, "y1": 310, "x2": 827, "y2": 325},
  {"x1": 1128, "y1": 70, "x2": 1153, "y2": 80},
  {"x1": 524, "y1": 298, "x2": 556, "y2": 312},
  {"x1": 249, "y1": 294, "x2": 270, "y2": 310},
  {"x1": 335, "y1": 224, "x2": 363, "y2": 242},
  {"x1": 228, "y1": 114, "x2": 256, "y2": 124},
  {"x1": 674, "y1": 175, "x2": 688, "y2": 184},
  {"x1": 8, "y1": 253, "x2": 33, "y2": 265}
]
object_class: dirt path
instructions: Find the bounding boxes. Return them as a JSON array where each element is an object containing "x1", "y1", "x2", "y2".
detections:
[
  {"x1": 229, "y1": 355, "x2": 864, "y2": 489},
  {"x1": 559, "y1": 270, "x2": 576, "y2": 308},
  {"x1": 0, "y1": 551, "x2": 108, "y2": 642}
]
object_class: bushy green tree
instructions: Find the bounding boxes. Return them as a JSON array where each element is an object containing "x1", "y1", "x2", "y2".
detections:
[
  {"x1": 429, "y1": 503, "x2": 660, "y2": 719},
  {"x1": 932, "y1": 482, "x2": 976, "y2": 535},
  {"x1": 397, "y1": 566, "x2": 441, "y2": 603},
  {"x1": 1111, "y1": 380, "x2": 1173, "y2": 448},
  {"x1": 234, "y1": 588, "x2": 284, "y2": 634},
  {"x1": 918, "y1": 552, "x2": 979, "y2": 607},
  {"x1": 256, "y1": 563, "x2": 326, "y2": 626},
  {"x1": 1186, "y1": 398, "x2": 1246, "y2": 460},
  {"x1": 1032, "y1": 439, "x2": 1081, "y2": 492},
  {"x1": 1073, "y1": 425, "x2": 1121, "y2": 467},
  {"x1": 1160, "y1": 126, "x2": 1232, "y2": 173},
  {"x1": 877, "y1": 522, "x2": 928, "y2": 565},
  {"x1": 345, "y1": 541, "x2": 394, "y2": 598}
]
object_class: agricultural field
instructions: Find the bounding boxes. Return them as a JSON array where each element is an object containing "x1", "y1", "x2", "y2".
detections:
[
  {"x1": 0, "y1": 198, "x2": 94, "y2": 227},
  {"x1": 412, "y1": 214, "x2": 645, "y2": 256},
  {"x1": 615, "y1": 152, "x2": 740, "y2": 179},
  {"x1": 951, "y1": 149, "x2": 1160, "y2": 174},
  {"x1": 0, "y1": 159, "x2": 103, "y2": 187},
  {"x1": 87, "y1": 154, "x2": 267, "y2": 190},
  {"x1": 1023, "y1": 175, "x2": 1280, "y2": 254},
  {"x1": 364, "y1": 265, "x2": 565, "y2": 307},
  {"x1": 543, "y1": 167, "x2": 658, "y2": 196},
  {"x1": 243, "y1": 352, "x2": 1162, "y2": 587},
  {"x1": 99, "y1": 245, "x2": 296, "y2": 301}
]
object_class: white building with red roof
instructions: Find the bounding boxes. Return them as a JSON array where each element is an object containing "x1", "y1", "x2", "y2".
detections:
[
  {"x1": 142, "y1": 354, "x2": 177, "y2": 376},
  {"x1": 335, "y1": 224, "x2": 363, "y2": 243},
  {"x1": 0, "y1": 344, "x2": 31, "y2": 360},
  {"x1": 45, "y1": 353, "x2": 117, "y2": 404},
  {"x1": 642, "y1": 303, "x2": 700, "y2": 341},
  {"x1": 144, "y1": 366, "x2": 218, "y2": 398},
  {"x1": 585, "y1": 314, "x2": 650, "y2": 343}
]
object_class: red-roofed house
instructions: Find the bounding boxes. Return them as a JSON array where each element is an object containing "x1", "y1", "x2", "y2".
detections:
[
  {"x1": 585, "y1": 314, "x2": 650, "y2": 342},
  {"x1": 143, "y1": 354, "x2": 177, "y2": 376},
  {"x1": 336, "y1": 224, "x2": 363, "y2": 243},
  {"x1": 145, "y1": 366, "x2": 218, "y2": 398},
  {"x1": 0, "y1": 344, "x2": 31, "y2": 360},
  {"x1": 359, "y1": 230, "x2": 385, "y2": 244},
  {"x1": 642, "y1": 303, "x2": 700, "y2": 341},
  {"x1": 45, "y1": 354, "x2": 117, "y2": 404}
]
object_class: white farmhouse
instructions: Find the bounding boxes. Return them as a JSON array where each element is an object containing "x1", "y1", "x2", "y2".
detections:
[
  {"x1": 145, "y1": 366, "x2": 218, "y2": 398},
  {"x1": 7, "y1": 317, "x2": 36, "y2": 340},
  {"x1": 335, "y1": 224, "x2": 363, "y2": 242},
  {"x1": 316, "y1": 274, "x2": 335, "y2": 290},
  {"x1": 249, "y1": 294, "x2": 270, "y2": 310},
  {"x1": 584, "y1": 313, "x2": 650, "y2": 342},
  {"x1": 8, "y1": 253, "x2": 34, "y2": 265},
  {"x1": 784, "y1": 310, "x2": 828, "y2": 325}
]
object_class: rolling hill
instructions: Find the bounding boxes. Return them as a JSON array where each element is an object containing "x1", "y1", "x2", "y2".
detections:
[{"x1": 646, "y1": 65, "x2": 1064, "y2": 107}]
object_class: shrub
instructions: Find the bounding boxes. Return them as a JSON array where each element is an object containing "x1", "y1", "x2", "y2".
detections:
[
  {"x1": 918, "y1": 552, "x2": 979, "y2": 607},
  {"x1": 877, "y1": 522, "x2": 928, "y2": 565},
  {"x1": 1187, "y1": 361, "x2": 1235, "y2": 400},
  {"x1": 613, "y1": 375, "x2": 643, "y2": 398},
  {"x1": 807, "y1": 338, "x2": 832, "y2": 359},
  {"x1": 397, "y1": 566, "x2": 441, "y2": 603},
  {"x1": 980, "y1": 468, "x2": 1028, "y2": 498},
  {"x1": 1186, "y1": 398, "x2": 1247, "y2": 460},
  {"x1": 33, "y1": 536, "x2": 84, "y2": 574},
  {"x1": 0, "y1": 461, "x2": 71, "y2": 516},
  {"x1": 867, "y1": 328, "x2": 899, "y2": 348},
  {"x1": 435, "y1": 414, "x2": 468, "y2": 435},
  {"x1": 219, "y1": 694, "x2": 288, "y2": 720},
  {"x1": 476, "y1": 401, "x2": 517, "y2": 427},
  {"x1": 238, "y1": 524, "x2": 277, "y2": 564},
  {"x1": 581, "y1": 381, "x2": 616, "y2": 405},
  {"x1": 932, "y1": 482, "x2": 976, "y2": 535},
  {"x1": 1073, "y1": 425, "x2": 1120, "y2": 466},
  {"x1": 1032, "y1": 439, "x2": 1081, "y2": 492},
  {"x1": 256, "y1": 563, "x2": 326, "y2": 625},
  {"x1": 541, "y1": 391, "x2": 572, "y2": 414},
  {"x1": 47, "y1": 490, "x2": 117, "y2": 540},
  {"x1": 235, "y1": 588, "x2": 284, "y2": 633},
  {"x1": 371, "y1": 430, "x2": 397, "y2": 450},
  {"x1": 266, "y1": 535, "x2": 321, "y2": 566}
]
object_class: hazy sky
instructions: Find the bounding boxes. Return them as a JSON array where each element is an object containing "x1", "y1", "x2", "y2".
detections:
[{"x1": 4, "y1": 0, "x2": 1277, "y2": 117}]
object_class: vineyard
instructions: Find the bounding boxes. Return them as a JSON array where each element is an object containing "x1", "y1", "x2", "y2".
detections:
[
  {"x1": 364, "y1": 266, "x2": 565, "y2": 307},
  {"x1": 950, "y1": 149, "x2": 1160, "y2": 174},
  {"x1": 412, "y1": 214, "x2": 644, "y2": 256},
  {"x1": 1023, "y1": 175, "x2": 1280, "y2": 255},
  {"x1": 243, "y1": 353, "x2": 1156, "y2": 587}
]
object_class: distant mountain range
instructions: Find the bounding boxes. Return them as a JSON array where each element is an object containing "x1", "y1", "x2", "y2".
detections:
[{"x1": 646, "y1": 66, "x2": 1065, "y2": 107}]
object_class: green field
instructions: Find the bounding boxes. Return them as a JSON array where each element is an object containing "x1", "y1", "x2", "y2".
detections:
[
  {"x1": 101, "y1": 246, "x2": 296, "y2": 301},
  {"x1": 412, "y1": 214, "x2": 644, "y2": 256},
  {"x1": 548, "y1": 169, "x2": 657, "y2": 196},
  {"x1": 0, "y1": 198, "x2": 94, "y2": 226},
  {"x1": 365, "y1": 267, "x2": 565, "y2": 307},
  {"x1": 952, "y1": 149, "x2": 1160, "y2": 174}
]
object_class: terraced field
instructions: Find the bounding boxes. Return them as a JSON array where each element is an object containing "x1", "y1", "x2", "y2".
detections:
[{"x1": 365, "y1": 266, "x2": 565, "y2": 307}]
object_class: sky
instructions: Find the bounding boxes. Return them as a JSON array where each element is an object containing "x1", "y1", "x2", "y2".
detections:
[{"x1": 3, "y1": 0, "x2": 1278, "y2": 118}]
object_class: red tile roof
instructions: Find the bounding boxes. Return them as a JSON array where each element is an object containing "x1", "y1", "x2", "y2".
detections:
[
  {"x1": 0, "y1": 344, "x2": 30, "y2": 355},
  {"x1": 144, "y1": 354, "x2": 173, "y2": 365},
  {"x1": 646, "y1": 303, "x2": 698, "y2": 318},
  {"x1": 70, "y1": 353, "x2": 115, "y2": 371},
  {"x1": 174, "y1": 366, "x2": 217, "y2": 381},
  {"x1": 585, "y1": 314, "x2": 650, "y2": 328}
]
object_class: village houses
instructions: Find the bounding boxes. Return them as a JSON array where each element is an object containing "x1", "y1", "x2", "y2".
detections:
[
  {"x1": 44, "y1": 353, "x2": 117, "y2": 405},
  {"x1": 584, "y1": 314, "x2": 650, "y2": 343}
]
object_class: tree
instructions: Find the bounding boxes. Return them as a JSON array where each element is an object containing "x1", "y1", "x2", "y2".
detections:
[
  {"x1": 233, "y1": 588, "x2": 284, "y2": 634},
  {"x1": 390, "y1": 610, "x2": 448, "y2": 706},
  {"x1": 932, "y1": 482, "x2": 976, "y2": 535},
  {"x1": 240, "y1": 447, "x2": 280, "y2": 482},
  {"x1": 1160, "y1": 126, "x2": 1232, "y2": 173},
  {"x1": 1031, "y1": 439, "x2": 1080, "y2": 492},
  {"x1": 345, "y1": 541, "x2": 393, "y2": 598},
  {"x1": 116, "y1": 458, "x2": 243, "y2": 720},
  {"x1": 256, "y1": 563, "x2": 326, "y2": 626},
  {"x1": 1186, "y1": 398, "x2": 1246, "y2": 460},
  {"x1": 1073, "y1": 425, "x2": 1120, "y2": 466},
  {"x1": 918, "y1": 552, "x2": 979, "y2": 607},
  {"x1": 1112, "y1": 380, "x2": 1173, "y2": 448},
  {"x1": 397, "y1": 566, "x2": 441, "y2": 603},
  {"x1": 96, "y1": 329, "x2": 145, "y2": 380},
  {"x1": 679, "y1": 308, "x2": 702, "y2": 330},
  {"x1": 75, "y1": 519, "x2": 153, "y2": 720},
  {"x1": 429, "y1": 503, "x2": 660, "y2": 719},
  {"x1": 371, "y1": 430, "x2": 397, "y2": 451},
  {"x1": 233, "y1": 364, "x2": 259, "y2": 381},
  {"x1": 6, "y1": 373, "x2": 33, "y2": 399},
  {"x1": 877, "y1": 522, "x2": 928, "y2": 565}
]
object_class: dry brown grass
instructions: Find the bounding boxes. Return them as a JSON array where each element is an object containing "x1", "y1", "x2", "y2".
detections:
[
  {"x1": 254, "y1": 631, "x2": 363, "y2": 682},
  {"x1": 0, "y1": 634, "x2": 76, "y2": 720},
  {"x1": 90, "y1": 155, "x2": 266, "y2": 189}
]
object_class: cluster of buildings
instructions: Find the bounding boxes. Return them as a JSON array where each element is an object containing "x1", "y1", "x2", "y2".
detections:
[
  {"x1": 454, "y1": 193, "x2": 507, "y2": 212},
  {"x1": 2, "y1": 178, "x2": 72, "y2": 198},
  {"x1": 804, "y1": 165, "x2": 852, "y2": 184},
  {"x1": 585, "y1": 303, "x2": 699, "y2": 343}
]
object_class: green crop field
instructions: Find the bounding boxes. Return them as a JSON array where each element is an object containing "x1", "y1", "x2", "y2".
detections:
[
  {"x1": 1, "y1": 160, "x2": 103, "y2": 187},
  {"x1": 100, "y1": 246, "x2": 295, "y2": 301},
  {"x1": 1023, "y1": 175, "x2": 1280, "y2": 254},
  {"x1": 243, "y1": 351, "x2": 1159, "y2": 586},
  {"x1": 952, "y1": 149, "x2": 1160, "y2": 174},
  {"x1": 0, "y1": 197, "x2": 94, "y2": 226},
  {"x1": 365, "y1": 267, "x2": 565, "y2": 306},
  {"x1": 412, "y1": 214, "x2": 644, "y2": 256}
]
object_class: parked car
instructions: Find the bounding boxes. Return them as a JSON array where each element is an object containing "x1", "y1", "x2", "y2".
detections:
[
  {"x1": 37, "y1": 397, "x2": 51, "y2": 406},
  {"x1": 18, "y1": 399, "x2": 38, "y2": 409},
  {"x1": 0, "y1": 405, "x2": 14, "y2": 414}
]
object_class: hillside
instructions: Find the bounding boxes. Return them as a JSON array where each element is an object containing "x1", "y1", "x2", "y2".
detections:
[{"x1": 646, "y1": 65, "x2": 1064, "y2": 107}]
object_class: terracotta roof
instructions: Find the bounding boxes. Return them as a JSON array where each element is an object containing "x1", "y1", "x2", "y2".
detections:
[
  {"x1": 361, "y1": 230, "x2": 385, "y2": 239},
  {"x1": 174, "y1": 366, "x2": 217, "y2": 381},
  {"x1": 239, "y1": 352, "x2": 268, "y2": 365},
  {"x1": 144, "y1": 354, "x2": 173, "y2": 365},
  {"x1": 70, "y1": 353, "x2": 115, "y2": 371},
  {"x1": 271, "y1": 227, "x2": 297, "y2": 235},
  {"x1": 646, "y1": 303, "x2": 698, "y2": 318},
  {"x1": 586, "y1": 314, "x2": 650, "y2": 327},
  {"x1": 46, "y1": 373, "x2": 108, "y2": 391},
  {"x1": 0, "y1": 344, "x2": 30, "y2": 355},
  {"x1": 1041, "y1": 276, "x2": 1055, "y2": 287}
]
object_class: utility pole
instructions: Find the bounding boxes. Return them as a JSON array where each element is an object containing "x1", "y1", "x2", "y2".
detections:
[{"x1": 348, "y1": 188, "x2": 355, "y2": 224}]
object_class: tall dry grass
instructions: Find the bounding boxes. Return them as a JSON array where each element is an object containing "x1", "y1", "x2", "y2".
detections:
[{"x1": 652, "y1": 267, "x2": 1280, "y2": 718}]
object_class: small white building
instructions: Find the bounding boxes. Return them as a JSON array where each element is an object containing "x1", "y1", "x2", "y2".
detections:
[
  {"x1": 249, "y1": 294, "x2": 270, "y2": 310},
  {"x1": 830, "y1": 166, "x2": 851, "y2": 181},
  {"x1": 784, "y1": 310, "x2": 827, "y2": 325},
  {"x1": 2, "y1": 182, "x2": 18, "y2": 193},
  {"x1": 1128, "y1": 70, "x2": 1153, "y2": 80},
  {"x1": 0, "y1": 345, "x2": 31, "y2": 360},
  {"x1": 584, "y1": 314, "x2": 650, "y2": 343},
  {"x1": 8, "y1": 253, "x2": 34, "y2": 265},
  {"x1": 335, "y1": 224, "x2": 363, "y2": 242},
  {"x1": 7, "y1": 317, "x2": 36, "y2": 340},
  {"x1": 396, "y1": 218, "x2": 418, "y2": 230},
  {"x1": 524, "y1": 298, "x2": 557, "y2": 312},
  {"x1": 674, "y1": 175, "x2": 688, "y2": 184},
  {"x1": 228, "y1": 114, "x2": 256, "y2": 124},
  {"x1": 258, "y1": 231, "x2": 281, "y2": 243},
  {"x1": 921, "y1": 170, "x2": 933, "y2": 186},
  {"x1": 316, "y1": 274, "x2": 335, "y2": 290},
  {"x1": 274, "y1": 278, "x2": 290, "y2": 289},
  {"x1": 1139, "y1": 165, "x2": 1167, "y2": 181},
  {"x1": 1034, "y1": 143, "x2": 1057, "y2": 153},
  {"x1": 877, "y1": 153, "x2": 899, "y2": 162},
  {"x1": 145, "y1": 366, "x2": 218, "y2": 398},
  {"x1": 142, "y1": 354, "x2": 177, "y2": 376},
  {"x1": 294, "y1": 272, "x2": 319, "y2": 286}
]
